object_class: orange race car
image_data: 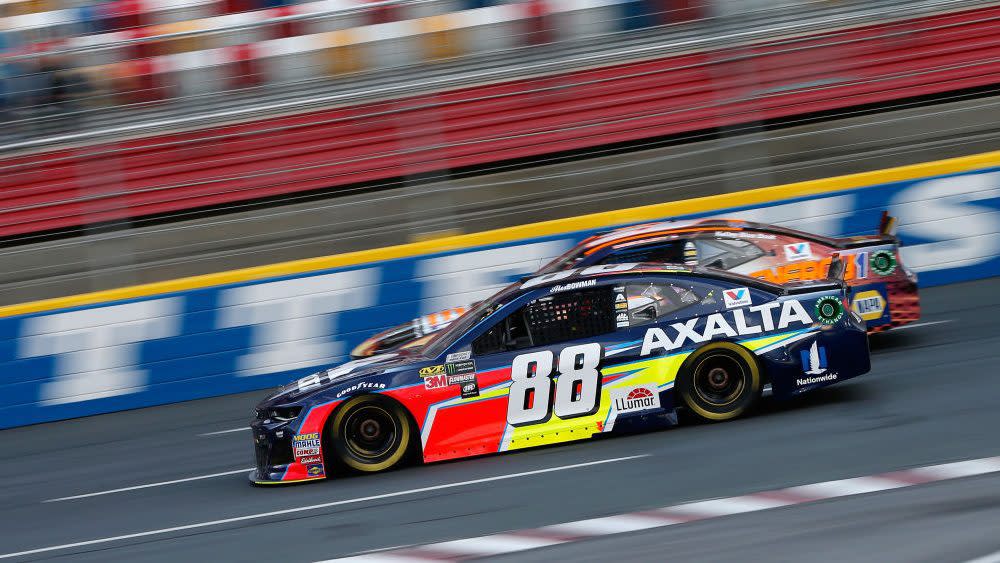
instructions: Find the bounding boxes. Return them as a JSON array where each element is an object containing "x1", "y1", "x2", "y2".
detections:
[{"x1": 352, "y1": 213, "x2": 918, "y2": 359}]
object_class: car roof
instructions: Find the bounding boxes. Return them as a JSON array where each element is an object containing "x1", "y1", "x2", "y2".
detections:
[
  {"x1": 518, "y1": 263, "x2": 783, "y2": 295},
  {"x1": 578, "y1": 217, "x2": 842, "y2": 253}
]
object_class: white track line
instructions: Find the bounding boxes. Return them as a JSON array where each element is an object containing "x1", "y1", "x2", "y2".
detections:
[
  {"x1": 334, "y1": 455, "x2": 1000, "y2": 562},
  {"x1": 1, "y1": 455, "x2": 647, "y2": 560},
  {"x1": 44, "y1": 468, "x2": 254, "y2": 503},
  {"x1": 965, "y1": 549, "x2": 1000, "y2": 563},
  {"x1": 199, "y1": 426, "x2": 249, "y2": 436},
  {"x1": 887, "y1": 319, "x2": 953, "y2": 331}
]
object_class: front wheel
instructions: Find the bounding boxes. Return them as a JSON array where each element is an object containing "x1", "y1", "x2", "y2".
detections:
[
  {"x1": 326, "y1": 395, "x2": 414, "y2": 473},
  {"x1": 677, "y1": 342, "x2": 761, "y2": 422}
]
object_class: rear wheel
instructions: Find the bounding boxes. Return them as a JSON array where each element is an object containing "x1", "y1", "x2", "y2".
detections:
[
  {"x1": 677, "y1": 342, "x2": 761, "y2": 422},
  {"x1": 327, "y1": 395, "x2": 413, "y2": 472}
]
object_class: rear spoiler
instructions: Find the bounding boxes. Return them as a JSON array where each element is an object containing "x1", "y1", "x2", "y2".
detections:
[
  {"x1": 879, "y1": 210, "x2": 898, "y2": 237},
  {"x1": 833, "y1": 211, "x2": 898, "y2": 249},
  {"x1": 780, "y1": 253, "x2": 847, "y2": 295}
]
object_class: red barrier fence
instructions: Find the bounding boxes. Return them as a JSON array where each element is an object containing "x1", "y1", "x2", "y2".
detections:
[{"x1": 2, "y1": 5, "x2": 999, "y2": 238}]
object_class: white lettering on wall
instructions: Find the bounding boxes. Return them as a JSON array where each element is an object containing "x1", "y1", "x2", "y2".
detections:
[
  {"x1": 21, "y1": 298, "x2": 183, "y2": 406},
  {"x1": 217, "y1": 269, "x2": 377, "y2": 376},
  {"x1": 724, "y1": 195, "x2": 855, "y2": 236},
  {"x1": 417, "y1": 240, "x2": 572, "y2": 313},
  {"x1": 891, "y1": 172, "x2": 1000, "y2": 272}
]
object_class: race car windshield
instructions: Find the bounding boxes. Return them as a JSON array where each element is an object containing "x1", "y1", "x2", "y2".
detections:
[{"x1": 420, "y1": 286, "x2": 519, "y2": 358}]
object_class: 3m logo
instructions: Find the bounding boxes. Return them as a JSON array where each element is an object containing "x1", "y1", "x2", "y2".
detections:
[
  {"x1": 784, "y1": 242, "x2": 812, "y2": 262},
  {"x1": 722, "y1": 287, "x2": 752, "y2": 308},
  {"x1": 424, "y1": 374, "x2": 449, "y2": 390}
]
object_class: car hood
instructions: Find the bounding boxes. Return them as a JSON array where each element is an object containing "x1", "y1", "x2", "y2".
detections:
[{"x1": 262, "y1": 351, "x2": 418, "y2": 403}]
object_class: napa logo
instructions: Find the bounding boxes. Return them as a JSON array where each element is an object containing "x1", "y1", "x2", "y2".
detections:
[
  {"x1": 783, "y1": 242, "x2": 812, "y2": 262},
  {"x1": 851, "y1": 290, "x2": 886, "y2": 321},
  {"x1": 722, "y1": 287, "x2": 752, "y2": 308}
]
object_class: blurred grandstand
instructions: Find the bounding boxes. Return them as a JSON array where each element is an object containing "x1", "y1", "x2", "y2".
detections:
[{"x1": 0, "y1": 0, "x2": 998, "y2": 302}]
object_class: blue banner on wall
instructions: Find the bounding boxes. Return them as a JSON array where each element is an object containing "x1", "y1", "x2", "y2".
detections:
[{"x1": 1, "y1": 164, "x2": 998, "y2": 428}]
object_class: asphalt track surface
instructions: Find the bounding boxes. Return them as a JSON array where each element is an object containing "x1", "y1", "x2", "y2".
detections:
[{"x1": 2, "y1": 277, "x2": 999, "y2": 562}]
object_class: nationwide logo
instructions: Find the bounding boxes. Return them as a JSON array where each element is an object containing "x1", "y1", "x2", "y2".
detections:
[
  {"x1": 615, "y1": 293, "x2": 627, "y2": 303},
  {"x1": 797, "y1": 373, "x2": 838, "y2": 386},
  {"x1": 611, "y1": 385, "x2": 661, "y2": 414},
  {"x1": 801, "y1": 341, "x2": 828, "y2": 374},
  {"x1": 784, "y1": 242, "x2": 812, "y2": 262},
  {"x1": 722, "y1": 287, "x2": 752, "y2": 308},
  {"x1": 797, "y1": 342, "x2": 838, "y2": 386},
  {"x1": 550, "y1": 279, "x2": 597, "y2": 293}
]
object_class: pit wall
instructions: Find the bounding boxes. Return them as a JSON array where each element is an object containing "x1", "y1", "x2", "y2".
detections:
[{"x1": 2, "y1": 150, "x2": 998, "y2": 428}]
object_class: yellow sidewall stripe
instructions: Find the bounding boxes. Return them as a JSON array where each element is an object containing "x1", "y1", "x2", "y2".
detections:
[{"x1": 2, "y1": 150, "x2": 998, "y2": 320}]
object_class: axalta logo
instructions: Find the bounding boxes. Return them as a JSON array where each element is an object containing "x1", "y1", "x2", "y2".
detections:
[
  {"x1": 335, "y1": 381, "x2": 386, "y2": 398},
  {"x1": 640, "y1": 299, "x2": 813, "y2": 356},
  {"x1": 611, "y1": 385, "x2": 661, "y2": 413}
]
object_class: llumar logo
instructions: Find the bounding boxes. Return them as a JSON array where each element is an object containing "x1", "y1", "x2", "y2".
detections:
[{"x1": 612, "y1": 385, "x2": 660, "y2": 413}]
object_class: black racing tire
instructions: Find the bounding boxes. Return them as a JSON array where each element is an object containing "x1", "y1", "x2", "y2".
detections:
[
  {"x1": 676, "y1": 342, "x2": 761, "y2": 422},
  {"x1": 326, "y1": 395, "x2": 414, "y2": 473}
]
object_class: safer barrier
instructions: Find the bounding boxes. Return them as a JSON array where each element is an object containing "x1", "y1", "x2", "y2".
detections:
[
  {"x1": 0, "y1": 150, "x2": 997, "y2": 429},
  {"x1": 1, "y1": 4, "x2": 998, "y2": 238}
]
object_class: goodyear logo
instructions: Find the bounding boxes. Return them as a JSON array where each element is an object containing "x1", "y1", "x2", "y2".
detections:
[
  {"x1": 419, "y1": 365, "x2": 445, "y2": 377},
  {"x1": 851, "y1": 290, "x2": 886, "y2": 321}
]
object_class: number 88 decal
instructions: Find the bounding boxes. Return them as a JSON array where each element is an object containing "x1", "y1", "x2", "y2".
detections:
[{"x1": 507, "y1": 343, "x2": 603, "y2": 426}]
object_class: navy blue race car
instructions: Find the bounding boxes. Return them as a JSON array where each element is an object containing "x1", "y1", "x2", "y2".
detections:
[{"x1": 250, "y1": 262, "x2": 869, "y2": 484}]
